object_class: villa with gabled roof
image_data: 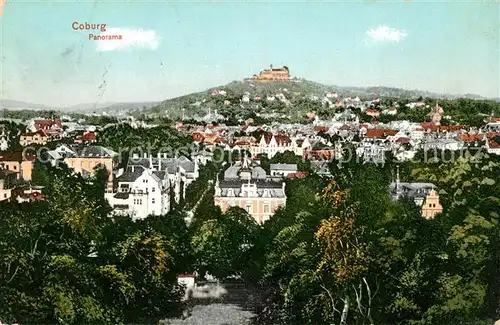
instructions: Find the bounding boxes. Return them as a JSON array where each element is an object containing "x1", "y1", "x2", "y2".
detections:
[{"x1": 214, "y1": 156, "x2": 287, "y2": 224}]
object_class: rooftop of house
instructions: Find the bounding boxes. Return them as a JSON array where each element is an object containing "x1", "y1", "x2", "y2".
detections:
[
  {"x1": 365, "y1": 129, "x2": 398, "y2": 138},
  {"x1": 270, "y1": 163, "x2": 298, "y2": 171},
  {"x1": 0, "y1": 151, "x2": 37, "y2": 162},
  {"x1": 76, "y1": 131, "x2": 97, "y2": 141},
  {"x1": 34, "y1": 119, "x2": 62, "y2": 128},
  {"x1": 128, "y1": 155, "x2": 196, "y2": 174},
  {"x1": 389, "y1": 181, "x2": 437, "y2": 199},
  {"x1": 67, "y1": 145, "x2": 118, "y2": 158},
  {"x1": 21, "y1": 130, "x2": 48, "y2": 137}
]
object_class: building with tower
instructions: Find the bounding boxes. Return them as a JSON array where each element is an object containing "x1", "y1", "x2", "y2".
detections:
[
  {"x1": 214, "y1": 157, "x2": 287, "y2": 224},
  {"x1": 251, "y1": 65, "x2": 291, "y2": 82},
  {"x1": 428, "y1": 102, "x2": 444, "y2": 125},
  {"x1": 389, "y1": 166, "x2": 443, "y2": 219}
]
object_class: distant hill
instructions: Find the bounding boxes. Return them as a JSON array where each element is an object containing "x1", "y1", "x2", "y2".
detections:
[
  {"x1": 1, "y1": 79, "x2": 490, "y2": 118},
  {"x1": 66, "y1": 101, "x2": 161, "y2": 114},
  {"x1": 0, "y1": 99, "x2": 59, "y2": 111},
  {"x1": 146, "y1": 78, "x2": 488, "y2": 119},
  {"x1": 0, "y1": 99, "x2": 161, "y2": 115}
]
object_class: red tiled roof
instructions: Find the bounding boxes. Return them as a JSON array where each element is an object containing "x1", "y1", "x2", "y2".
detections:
[
  {"x1": 178, "y1": 273, "x2": 195, "y2": 278},
  {"x1": 314, "y1": 126, "x2": 329, "y2": 133},
  {"x1": 366, "y1": 109, "x2": 380, "y2": 116},
  {"x1": 365, "y1": 129, "x2": 398, "y2": 138},
  {"x1": 460, "y1": 132, "x2": 500, "y2": 142},
  {"x1": 34, "y1": 120, "x2": 62, "y2": 129},
  {"x1": 305, "y1": 149, "x2": 338, "y2": 160},
  {"x1": 488, "y1": 140, "x2": 500, "y2": 148},
  {"x1": 232, "y1": 140, "x2": 251, "y2": 147},
  {"x1": 76, "y1": 131, "x2": 96, "y2": 142},
  {"x1": 261, "y1": 133, "x2": 291, "y2": 145},
  {"x1": 204, "y1": 136, "x2": 227, "y2": 144},
  {"x1": 30, "y1": 192, "x2": 46, "y2": 201},
  {"x1": 421, "y1": 123, "x2": 467, "y2": 132},
  {"x1": 192, "y1": 132, "x2": 205, "y2": 141},
  {"x1": 488, "y1": 117, "x2": 500, "y2": 123},
  {"x1": 286, "y1": 171, "x2": 308, "y2": 179},
  {"x1": 0, "y1": 151, "x2": 36, "y2": 161}
]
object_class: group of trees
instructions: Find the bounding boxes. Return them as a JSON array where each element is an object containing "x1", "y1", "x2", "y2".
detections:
[
  {"x1": 96, "y1": 124, "x2": 194, "y2": 166},
  {"x1": 358, "y1": 97, "x2": 498, "y2": 126},
  {"x1": 2, "y1": 121, "x2": 500, "y2": 325},
  {"x1": 0, "y1": 163, "x2": 189, "y2": 324},
  {"x1": 184, "y1": 148, "x2": 500, "y2": 325},
  {"x1": 0, "y1": 120, "x2": 26, "y2": 152},
  {"x1": 242, "y1": 150, "x2": 500, "y2": 325}
]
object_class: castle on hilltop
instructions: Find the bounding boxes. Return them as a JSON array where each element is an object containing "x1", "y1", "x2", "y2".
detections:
[{"x1": 251, "y1": 64, "x2": 291, "y2": 82}]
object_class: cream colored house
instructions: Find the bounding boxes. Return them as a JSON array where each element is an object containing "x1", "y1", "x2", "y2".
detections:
[{"x1": 214, "y1": 157, "x2": 287, "y2": 224}]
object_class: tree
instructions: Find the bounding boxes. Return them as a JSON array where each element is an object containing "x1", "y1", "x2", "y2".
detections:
[{"x1": 191, "y1": 207, "x2": 260, "y2": 280}]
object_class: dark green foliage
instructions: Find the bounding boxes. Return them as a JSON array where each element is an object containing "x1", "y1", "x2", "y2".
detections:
[
  {"x1": 253, "y1": 152, "x2": 500, "y2": 325},
  {"x1": 96, "y1": 123, "x2": 193, "y2": 157},
  {"x1": 0, "y1": 163, "x2": 190, "y2": 324}
]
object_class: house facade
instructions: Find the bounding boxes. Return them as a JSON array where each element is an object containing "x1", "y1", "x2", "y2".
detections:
[
  {"x1": 20, "y1": 130, "x2": 49, "y2": 146},
  {"x1": 64, "y1": 145, "x2": 119, "y2": 191},
  {"x1": 105, "y1": 154, "x2": 200, "y2": 219},
  {"x1": 105, "y1": 165, "x2": 171, "y2": 220},
  {"x1": 389, "y1": 168, "x2": 443, "y2": 219},
  {"x1": 214, "y1": 157, "x2": 287, "y2": 224},
  {"x1": 0, "y1": 152, "x2": 36, "y2": 180},
  {"x1": 250, "y1": 133, "x2": 310, "y2": 158}
]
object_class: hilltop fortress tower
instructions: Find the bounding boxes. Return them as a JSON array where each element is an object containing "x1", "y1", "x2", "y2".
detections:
[{"x1": 251, "y1": 64, "x2": 291, "y2": 82}]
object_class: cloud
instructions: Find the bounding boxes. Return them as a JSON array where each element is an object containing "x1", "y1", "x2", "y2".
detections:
[
  {"x1": 366, "y1": 25, "x2": 408, "y2": 43},
  {"x1": 95, "y1": 28, "x2": 160, "y2": 52}
]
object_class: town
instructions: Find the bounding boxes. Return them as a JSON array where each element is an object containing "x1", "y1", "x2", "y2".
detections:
[{"x1": 1, "y1": 65, "x2": 499, "y2": 325}]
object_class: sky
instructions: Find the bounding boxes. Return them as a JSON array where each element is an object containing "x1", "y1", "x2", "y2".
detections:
[{"x1": 0, "y1": 0, "x2": 498, "y2": 107}]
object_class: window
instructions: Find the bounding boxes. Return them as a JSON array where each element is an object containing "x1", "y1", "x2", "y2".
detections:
[
  {"x1": 3, "y1": 194, "x2": 6, "y2": 198},
  {"x1": 13, "y1": 165, "x2": 17, "y2": 170},
  {"x1": 246, "y1": 204, "x2": 252, "y2": 213},
  {"x1": 152, "y1": 187, "x2": 155, "y2": 193},
  {"x1": 264, "y1": 205, "x2": 270, "y2": 213},
  {"x1": 139, "y1": 199, "x2": 143, "y2": 205},
  {"x1": 152, "y1": 198, "x2": 155, "y2": 204}
]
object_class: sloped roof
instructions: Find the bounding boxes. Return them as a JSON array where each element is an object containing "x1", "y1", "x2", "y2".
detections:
[
  {"x1": 270, "y1": 163, "x2": 297, "y2": 171},
  {"x1": 68, "y1": 146, "x2": 118, "y2": 158},
  {"x1": 116, "y1": 166, "x2": 145, "y2": 182}
]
